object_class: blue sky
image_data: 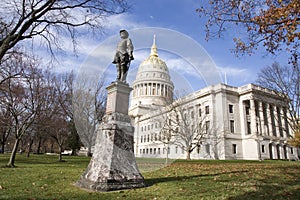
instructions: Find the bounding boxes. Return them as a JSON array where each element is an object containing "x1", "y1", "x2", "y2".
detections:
[{"x1": 54, "y1": 0, "x2": 289, "y2": 92}]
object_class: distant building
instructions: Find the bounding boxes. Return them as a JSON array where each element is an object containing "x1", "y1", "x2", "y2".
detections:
[{"x1": 128, "y1": 37, "x2": 298, "y2": 160}]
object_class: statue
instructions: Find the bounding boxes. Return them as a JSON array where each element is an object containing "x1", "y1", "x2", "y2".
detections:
[{"x1": 112, "y1": 30, "x2": 134, "y2": 82}]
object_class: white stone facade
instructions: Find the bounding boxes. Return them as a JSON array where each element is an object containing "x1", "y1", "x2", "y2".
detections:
[{"x1": 128, "y1": 38, "x2": 298, "y2": 161}]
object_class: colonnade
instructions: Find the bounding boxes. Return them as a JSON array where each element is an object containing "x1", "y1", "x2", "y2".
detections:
[
  {"x1": 132, "y1": 82, "x2": 173, "y2": 98},
  {"x1": 244, "y1": 99, "x2": 289, "y2": 138}
]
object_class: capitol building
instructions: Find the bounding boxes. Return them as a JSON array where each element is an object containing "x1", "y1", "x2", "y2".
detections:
[{"x1": 128, "y1": 37, "x2": 299, "y2": 160}]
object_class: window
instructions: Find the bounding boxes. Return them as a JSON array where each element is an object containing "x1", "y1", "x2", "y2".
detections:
[
  {"x1": 199, "y1": 108, "x2": 202, "y2": 117},
  {"x1": 150, "y1": 148, "x2": 152, "y2": 154},
  {"x1": 205, "y1": 121, "x2": 210, "y2": 133},
  {"x1": 158, "y1": 148, "x2": 160, "y2": 154},
  {"x1": 140, "y1": 136, "x2": 143, "y2": 143},
  {"x1": 175, "y1": 146, "x2": 178, "y2": 154},
  {"x1": 230, "y1": 120, "x2": 235, "y2": 133},
  {"x1": 232, "y1": 144, "x2": 237, "y2": 154},
  {"x1": 154, "y1": 148, "x2": 156, "y2": 154},
  {"x1": 147, "y1": 134, "x2": 150, "y2": 142},
  {"x1": 205, "y1": 105, "x2": 210, "y2": 114},
  {"x1": 261, "y1": 145, "x2": 265, "y2": 153},
  {"x1": 245, "y1": 106, "x2": 250, "y2": 115},
  {"x1": 141, "y1": 127, "x2": 143, "y2": 132},
  {"x1": 229, "y1": 104, "x2": 234, "y2": 113},
  {"x1": 140, "y1": 149, "x2": 142, "y2": 154},
  {"x1": 247, "y1": 122, "x2": 251, "y2": 134},
  {"x1": 291, "y1": 147, "x2": 294, "y2": 154}
]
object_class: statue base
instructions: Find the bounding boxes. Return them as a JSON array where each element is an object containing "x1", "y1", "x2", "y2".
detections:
[{"x1": 76, "y1": 82, "x2": 144, "y2": 191}]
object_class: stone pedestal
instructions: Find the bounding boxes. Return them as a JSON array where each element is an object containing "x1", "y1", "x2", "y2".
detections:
[{"x1": 76, "y1": 81, "x2": 144, "y2": 191}]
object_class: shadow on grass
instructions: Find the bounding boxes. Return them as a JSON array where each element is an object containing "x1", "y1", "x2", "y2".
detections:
[
  {"x1": 145, "y1": 170, "x2": 248, "y2": 186},
  {"x1": 227, "y1": 180, "x2": 300, "y2": 200}
]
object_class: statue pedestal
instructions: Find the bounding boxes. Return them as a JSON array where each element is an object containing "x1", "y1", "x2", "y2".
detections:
[{"x1": 76, "y1": 81, "x2": 144, "y2": 191}]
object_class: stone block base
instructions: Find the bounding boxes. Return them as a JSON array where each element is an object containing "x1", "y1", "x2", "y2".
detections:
[
  {"x1": 76, "y1": 112, "x2": 144, "y2": 192},
  {"x1": 77, "y1": 177, "x2": 145, "y2": 192}
]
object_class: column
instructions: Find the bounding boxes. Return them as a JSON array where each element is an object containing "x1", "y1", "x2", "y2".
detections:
[
  {"x1": 277, "y1": 107, "x2": 284, "y2": 137},
  {"x1": 273, "y1": 106, "x2": 280, "y2": 137},
  {"x1": 157, "y1": 84, "x2": 160, "y2": 95},
  {"x1": 258, "y1": 101, "x2": 265, "y2": 136},
  {"x1": 283, "y1": 107, "x2": 290, "y2": 138},
  {"x1": 148, "y1": 83, "x2": 151, "y2": 95},
  {"x1": 250, "y1": 99, "x2": 257, "y2": 135},
  {"x1": 240, "y1": 100, "x2": 247, "y2": 136},
  {"x1": 267, "y1": 104, "x2": 273, "y2": 136}
]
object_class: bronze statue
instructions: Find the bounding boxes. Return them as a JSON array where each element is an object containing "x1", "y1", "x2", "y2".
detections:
[{"x1": 112, "y1": 30, "x2": 134, "y2": 82}]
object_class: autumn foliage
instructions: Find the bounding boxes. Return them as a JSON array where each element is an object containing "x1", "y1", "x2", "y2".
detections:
[
  {"x1": 197, "y1": 0, "x2": 300, "y2": 65},
  {"x1": 288, "y1": 125, "x2": 300, "y2": 148}
]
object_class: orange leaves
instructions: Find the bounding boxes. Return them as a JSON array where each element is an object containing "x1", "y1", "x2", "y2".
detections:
[
  {"x1": 197, "y1": 0, "x2": 300, "y2": 65},
  {"x1": 288, "y1": 129, "x2": 300, "y2": 148}
]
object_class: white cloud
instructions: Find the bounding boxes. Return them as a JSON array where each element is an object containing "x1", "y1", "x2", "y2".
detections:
[
  {"x1": 102, "y1": 13, "x2": 147, "y2": 32},
  {"x1": 217, "y1": 65, "x2": 254, "y2": 86}
]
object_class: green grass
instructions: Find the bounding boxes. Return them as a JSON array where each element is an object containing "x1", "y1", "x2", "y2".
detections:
[{"x1": 1, "y1": 154, "x2": 300, "y2": 200}]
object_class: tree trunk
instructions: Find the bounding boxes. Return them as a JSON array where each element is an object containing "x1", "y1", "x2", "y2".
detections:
[
  {"x1": 36, "y1": 136, "x2": 42, "y2": 154},
  {"x1": 7, "y1": 138, "x2": 21, "y2": 167},
  {"x1": 186, "y1": 150, "x2": 191, "y2": 160},
  {"x1": 27, "y1": 139, "x2": 33, "y2": 157},
  {"x1": 165, "y1": 144, "x2": 169, "y2": 166},
  {"x1": 1, "y1": 141, "x2": 4, "y2": 154},
  {"x1": 58, "y1": 145, "x2": 63, "y2": 162},
  {"x1": 50, "y1": 143, "x2": 54, "y2": 153}
]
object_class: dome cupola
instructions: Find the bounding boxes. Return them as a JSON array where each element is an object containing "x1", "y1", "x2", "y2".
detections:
[{"x1": 129, "y1": 35, "x2": 174, "y2": 112}]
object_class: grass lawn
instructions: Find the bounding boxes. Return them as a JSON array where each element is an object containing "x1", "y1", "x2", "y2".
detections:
[{"x1": 1, "y1": 154, "x2": 300, "y2": 200}]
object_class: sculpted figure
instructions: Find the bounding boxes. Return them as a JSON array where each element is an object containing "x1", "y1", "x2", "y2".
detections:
[{"x1": 112, "y1": 30, "x2": 134, "y2": 82}]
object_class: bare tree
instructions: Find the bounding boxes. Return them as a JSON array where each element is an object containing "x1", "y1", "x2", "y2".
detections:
[
  {"x1": 73, "y1": 74, "x2": 106, "y2": 156},
  {"x1": 45, "y1": 116, "x2": 69, "y2": 162},
  {"x1": 257, "y1": 62, "x2": 300, "y2": 148},
  {"x1": 151, "y1": 92, "x2": 211, "y2": 160},
  {"x1": 169, "y1": 100, "x2": 210, "y2": 160},
  {"x1": 0, "y1": 106, "x2": 12, "y2": 153},
  {"x1": 148, "y1": 112, "x2": 176, "y2": 165},
  {"x1": 256, "y1": 62, "x2": 300, "y2": 132},
  {"x1": 1, "y1": 53, "x2": 48, "y2": 167},
  {"x1": 0, "y1": 0, "x2": 129, "y2": 62}
]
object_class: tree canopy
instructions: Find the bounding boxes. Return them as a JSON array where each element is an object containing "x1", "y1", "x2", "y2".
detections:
[
  {"x1": 197, "y1": 0, "x2": 300, "y2": 65},
  {"x1": 0, "y1": 0, "x2": 128, "y2": 62}
]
